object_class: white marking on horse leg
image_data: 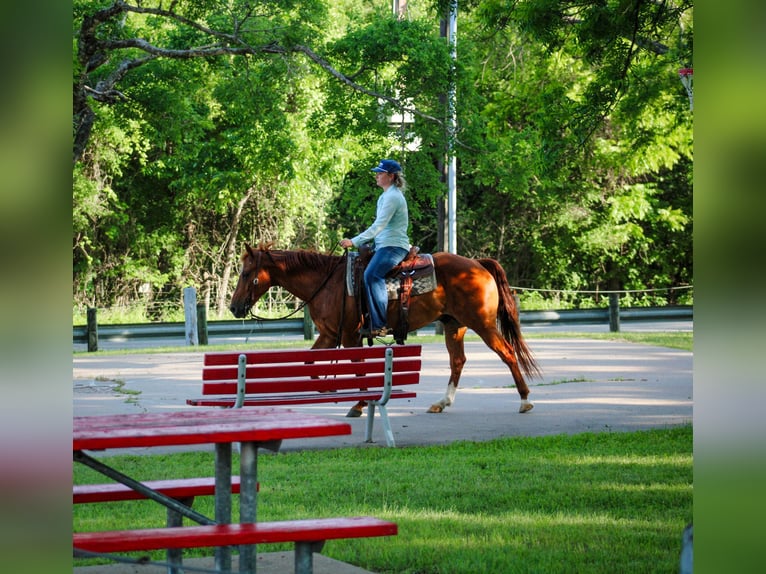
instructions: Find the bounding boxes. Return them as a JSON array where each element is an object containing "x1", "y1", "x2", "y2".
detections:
[
  {"x1": 444, "y1": 381, "x2": 457, "y2": 407},
  {"x1": 518, "y1": 398, "x2": 534, "y2": 413},
  {"x1": 427, "y1": 382, "x2": 459, "y2": 413}
]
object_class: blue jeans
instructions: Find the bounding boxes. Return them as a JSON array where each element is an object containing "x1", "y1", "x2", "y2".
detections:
[{"x1": 364, "y1": 246, "x2": 408, "y2": 330}]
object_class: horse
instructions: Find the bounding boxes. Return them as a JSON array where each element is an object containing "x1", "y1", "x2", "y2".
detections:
[{"x1": 228, "y1": 242, "x2": 541, "y2": 416}]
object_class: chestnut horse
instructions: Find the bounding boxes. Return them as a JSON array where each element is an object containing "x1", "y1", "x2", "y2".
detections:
[{"x1": 229, "y1": 243, "x2": 540, "y2": 415}]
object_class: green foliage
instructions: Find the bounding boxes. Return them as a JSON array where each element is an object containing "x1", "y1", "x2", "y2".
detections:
[{"x1": 72, "y1": 0, "x2": 692, "y2": 314}]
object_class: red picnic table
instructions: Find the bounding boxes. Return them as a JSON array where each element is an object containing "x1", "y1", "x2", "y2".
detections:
[{"x1": 73, "y1": 408, "x2": 352, "y2": 573}]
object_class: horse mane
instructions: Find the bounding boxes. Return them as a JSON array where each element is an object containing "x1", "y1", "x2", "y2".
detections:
[{"x1": 252, "y1": 242, "x2": 340, "y2": 274}]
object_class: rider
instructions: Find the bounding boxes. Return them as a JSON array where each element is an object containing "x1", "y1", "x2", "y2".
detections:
[{"x1": 340, "y1": 159, "x2": 410, "y2": 337}]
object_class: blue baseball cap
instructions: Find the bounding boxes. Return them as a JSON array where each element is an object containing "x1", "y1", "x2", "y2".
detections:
[{"x1": 371, "y1": 159, "x2": 402, "y2": 173}]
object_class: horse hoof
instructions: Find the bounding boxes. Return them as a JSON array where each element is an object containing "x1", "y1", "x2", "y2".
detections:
[
  {"x1": 345, "y1": 407, "x2": 364, "y2": 418},
  {"x1": 518, "y1": 402, "x2": 534, "y2": 413},
  {"x1": 427, "y1": 405, "x2": 444, "y2": 414}
]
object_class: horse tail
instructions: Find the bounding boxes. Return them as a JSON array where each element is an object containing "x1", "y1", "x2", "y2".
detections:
[{"x1": 478, "y1": 258, "x2": 541, "y2": 378}]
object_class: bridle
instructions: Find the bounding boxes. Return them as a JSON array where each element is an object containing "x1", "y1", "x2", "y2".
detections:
[{"x1": 242, "y1": 246, "x2": 348, "y2": 324}]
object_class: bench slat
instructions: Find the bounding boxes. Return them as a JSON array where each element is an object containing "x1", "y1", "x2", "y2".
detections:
[
  {"x1": 187, "y1": 389, "x2": 417, "y2": 408},
  {"x1": 204, "y1": 346, "x2": 421, "y2": 366},
  {"x1": 201, "y1": 372, "x2": 420, "y2": 395},
  {"x1": 73, "y1": 516, "x2": 397, "y2": 553},
  {"x1": 73, "y1": 477, "x2": 243, "y2": 504},
  {"x1": 202, "y1": 357, "x2": 422, "y2": 381}
]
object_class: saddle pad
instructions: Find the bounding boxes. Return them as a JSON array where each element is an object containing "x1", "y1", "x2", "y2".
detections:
[{"x1": 346, "y1": 252, "x2": 437, "y2": 299}]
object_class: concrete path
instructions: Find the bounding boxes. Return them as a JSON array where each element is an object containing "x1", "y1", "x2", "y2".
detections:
[
  {"x1": 74, "y1": 552, "x2": 372, "y2": 574},
  {"x1": 73, "y1": 338, "x2": 692, "y2": 453}
]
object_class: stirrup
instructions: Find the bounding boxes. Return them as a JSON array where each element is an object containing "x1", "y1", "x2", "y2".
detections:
[{"x1": 360, "y1": 326, "x2": 392, "y2": 338}]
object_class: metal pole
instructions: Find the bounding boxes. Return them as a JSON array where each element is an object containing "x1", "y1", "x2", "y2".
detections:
[
  {"x1": 73, "y1": 451, "x2": 215, "y2": 525},
  {"x1": 447, "y1": 2, "x2": 458, "y2": 254},
  {"x1": 239, "y1": 441, "x2": 259, "y2": 573},
  {"x1": 214, "y1": 443, "x2": 233, "y2": 572}
]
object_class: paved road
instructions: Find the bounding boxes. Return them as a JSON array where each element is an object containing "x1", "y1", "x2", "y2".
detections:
[{"x1": 73, "y1": 334, "x2": 692, "y2": 454}]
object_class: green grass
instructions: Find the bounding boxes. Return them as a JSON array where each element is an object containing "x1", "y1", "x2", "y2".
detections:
[{"x1": 74, "y1": 426, "x2": 692, "y2": 573}]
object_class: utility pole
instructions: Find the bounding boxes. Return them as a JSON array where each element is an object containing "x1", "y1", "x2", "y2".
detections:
[{"x1": 446, "y1": 1, "x2": 457, "y2": 254}]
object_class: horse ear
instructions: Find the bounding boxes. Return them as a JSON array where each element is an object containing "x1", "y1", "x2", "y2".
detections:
[{"x1": 245, "y1": 243, "x2": 255, "y2": 258}]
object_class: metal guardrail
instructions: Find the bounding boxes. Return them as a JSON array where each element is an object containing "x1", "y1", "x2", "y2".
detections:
[
  {"x1": 73, "y1": 306, "x2": 692, "y2": 346},
  {"x1": 72, "y1": 318, "x2": 303, "y2": 342},
  {"x1": 520, "y1": 305, "x2": 693, "y2": 324}
]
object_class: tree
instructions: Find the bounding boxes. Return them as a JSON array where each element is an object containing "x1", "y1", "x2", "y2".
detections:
[
  {"x1": 72, "y1": 0, "x2": 693, "y2": 317},
  {"x1": 450, "y1": 0, "x2": 693, "y2": 302},
  {"x1": 73, "y1": 1, "x2": 454, "y2": 315},
  {"x1": 73, "y1": 0, "x2": 448, "y2": 165}
]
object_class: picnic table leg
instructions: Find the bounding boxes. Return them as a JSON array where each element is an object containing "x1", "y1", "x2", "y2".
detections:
[
  {"x1": 239, "y1": 441, "x2": 259, "y2": 573},
  {"x1": 215, "y1": 443, "x2": 233, "y2": 572},
  {"x1": 295, "y1": 541, "x2": 324, "y2": 574},
  {"x1": 167, "y1": 496, "x2": 192, "y2": 574}
]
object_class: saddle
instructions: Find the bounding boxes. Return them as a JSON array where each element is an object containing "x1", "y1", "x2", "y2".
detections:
[{"x1": 346, "y1": 246, "x2": 437, "y2": 344}]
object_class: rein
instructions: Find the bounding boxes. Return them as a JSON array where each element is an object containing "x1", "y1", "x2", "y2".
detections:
[{"x1": 245, "y1": 246, "x2": 348, "y2": 326}]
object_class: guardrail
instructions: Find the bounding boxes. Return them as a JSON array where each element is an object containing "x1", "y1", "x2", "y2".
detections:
[
  {"x1": 519, "y1": 305, "x2": 693, "y2": 324},
  {"x1": 73, "y1": 305, "x2": 692, "y2": 351}
]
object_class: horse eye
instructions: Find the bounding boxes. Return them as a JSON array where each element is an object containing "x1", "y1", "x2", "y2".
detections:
[{"x1": 252, "y1": 277, "x2": 259, "y2": 286}]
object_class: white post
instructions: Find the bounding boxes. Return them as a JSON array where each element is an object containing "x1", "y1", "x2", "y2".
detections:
[{"x1": 183, "y1": 287, "x2": 199, "y2": 346}]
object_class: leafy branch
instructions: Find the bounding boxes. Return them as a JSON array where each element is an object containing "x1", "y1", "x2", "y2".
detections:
[{"x1": 73, "y1": 0, "x2": 443, "y2": 164}]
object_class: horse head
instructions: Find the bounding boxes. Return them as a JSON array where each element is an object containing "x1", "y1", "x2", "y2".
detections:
[{"x1": 229, "y1": 242, "x2": 274, "y2": 318}]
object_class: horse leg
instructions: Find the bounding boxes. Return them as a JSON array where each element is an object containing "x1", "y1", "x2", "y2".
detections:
[
  {"x1": 427, "y1": 321, "x2": 467, "y2": 413},
  {"x1": 478, "y1": 329, "x2": 534, "y2": 413},
  {"x1": 346, "y1": 403, "x2": 365, "y2": 417},
  {"x1": 339, "y1": 328, "x2": 367, "y2": 418},
  {"x1": 310, "y1": 328, "x2": 368, "y2": 417}
]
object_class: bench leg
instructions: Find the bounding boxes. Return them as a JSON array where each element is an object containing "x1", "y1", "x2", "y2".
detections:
[
  {"x1": 365, "y1": 402, "x2": 396, "y2": 447},
  {"x1": 364, "y1": 403, "x2": 376, "y2": 443},
  {"x1": 295, "y1": 541, "x2": 324, "y2": 574},
  {"x1": 378, "y1": 404, "x2": 396, "y2": 447}
]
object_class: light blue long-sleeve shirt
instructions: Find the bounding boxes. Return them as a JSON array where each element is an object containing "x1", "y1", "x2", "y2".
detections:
[{"x1": 350, "y1": 185, "x2": 410, "y2": 250}]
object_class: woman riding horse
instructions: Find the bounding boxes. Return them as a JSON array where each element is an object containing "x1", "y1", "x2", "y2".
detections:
[{"x1": 229, "y1": 243, "x2": 540, "y2": 415}]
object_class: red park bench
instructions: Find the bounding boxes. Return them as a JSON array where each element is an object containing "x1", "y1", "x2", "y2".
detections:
[{"x1": 187, "y1": 345, "x2": 422, "y2": 448}]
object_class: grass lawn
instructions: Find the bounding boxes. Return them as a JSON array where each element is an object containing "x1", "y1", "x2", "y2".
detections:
[{"x1": 74, "y1": 425, "x2": 692, "y2": 573}]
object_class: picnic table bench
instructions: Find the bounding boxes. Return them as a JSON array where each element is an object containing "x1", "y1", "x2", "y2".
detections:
[
  {"x1": 74, "y1": 516, "x2": 397, "y2": 573},
  {"x1": 74, "y1": 476, "x2": 244, "y2": 570},
  {"x1": 187, "y1": 345, "x2": 422, "y2": 447},
  {"x1": 73, "y1": 409, "x2": 396, "y2": 574}
]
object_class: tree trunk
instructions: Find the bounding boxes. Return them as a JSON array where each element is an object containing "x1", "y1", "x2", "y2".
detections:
[{"x1": 217, "y1": 186, "x2": 256, "y2": 316}]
